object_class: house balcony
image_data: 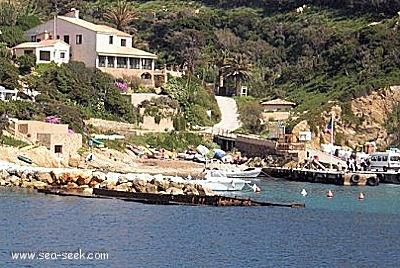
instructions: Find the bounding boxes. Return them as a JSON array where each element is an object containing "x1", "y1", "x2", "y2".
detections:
[{"x1": 97, "y1": 55, "x2": 155, "y2": 87}]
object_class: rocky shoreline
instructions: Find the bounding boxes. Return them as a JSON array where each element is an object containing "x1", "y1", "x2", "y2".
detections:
[{"x1": 0, "y1": 161, "x2": 215, "y2": 197}]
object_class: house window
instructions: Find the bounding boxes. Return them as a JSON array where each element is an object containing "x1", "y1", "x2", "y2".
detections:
[
  {"x1": 117, "y1": 57, "x2": 127, "y2": 68},
  {"x1": 76, "y1": 34, "x2": 82, "y2": 44},
  {"x1": 109, "y1": 36, "x2": 113, "y2": 45},
  {"x1": 129, "y1": 58, "x2": 140, "y2": 69},
  {"x1": 60, "y1": 52, "x2": 65, "y2": 59},
  {"x1": 64, "y1": 35, "x2": 69, "y2": 44},
  {"x1": 23, "y1": 50, "x2": 33, "y2": 55},
  {"x1": 57, "y1": 35, "x2": 60, "y2": 39},
  {"x1": 107, "y1": 56, "x2": 115, "y2": 67},
  {"x1": 121, "y1": 39, "x2": 126, "y2": 47},
  {"x1": 142, "y1": 59, "x2": 153, "y2": 70},
  {"x1": 31, "y1": 36, "x2": 35, "y2": 42},
  {"x1": 39, "y1": 51, "x2": 51, "y2": 61},
  {"x1": 98, "y1": 56, "x2": 106, "y2": 67},
  {"x1": 54, "y1": 145, "x2": 63, "y2": 154}
]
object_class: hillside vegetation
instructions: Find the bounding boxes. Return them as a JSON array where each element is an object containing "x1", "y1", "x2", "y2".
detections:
[{"x1": 1, "y1": 0, "x2": 400, "y2": 146}]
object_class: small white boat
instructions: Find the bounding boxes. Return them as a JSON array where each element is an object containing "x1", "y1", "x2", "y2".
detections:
[
  {"x1": 187, "y1": 170, "x2": 251, "y2": 191},
  {"x1": 206, "y1": 164, "x2": 262, "y2": 178},
  {"x1": 224, "y1": 167, "x2": 262, "y2": 178}
]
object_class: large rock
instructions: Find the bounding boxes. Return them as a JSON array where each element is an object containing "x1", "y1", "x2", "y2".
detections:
[
  {"x1": 184, "y1": 186, "x2": 199, "y2": 195},
  {"x1": 32, "y1": 181, "x2": 48, "y2": 189},
  {"x1": 132, "y1": 179, "x2": 147, "y2": 192},
  {"x1": 35, "y1": 172, "x2": 54, "y2": 185},
  {"x1": 144, "y1": 184, "x2": 158, "y2": 194},
  {"x1": 0, "y1": 169, "x2": 9, "y2": 180},
  {"x1": 65, "y1": 182, "x2": 79, "y2": 189},
  {"x1": 92, "y1": 171, "x2": 106, "y2": 182},
  {"x1": 76, "y1": 171, "x2": 93, "y2": 186},
  {"x1": 68, "y1": 153, "x2": 81, "y2": 167},
  {"x1": 115, "y1": 183, "x2": 131, "y2": 192},
  {"x1": 165, "y1": 187, "x2": 184, "y2": 195},
  {"x1": 9, "y1": 175, "x2": 21, "y2": 186}
]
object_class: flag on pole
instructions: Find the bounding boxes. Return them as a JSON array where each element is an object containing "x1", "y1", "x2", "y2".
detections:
[{"x1": 325, "y1": 118, "x2": 333, "y2": 134}]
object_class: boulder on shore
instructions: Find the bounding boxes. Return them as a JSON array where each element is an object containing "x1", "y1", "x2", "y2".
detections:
[{"x1": 0, "y1": 161, "x2": 215, "y2": 196}]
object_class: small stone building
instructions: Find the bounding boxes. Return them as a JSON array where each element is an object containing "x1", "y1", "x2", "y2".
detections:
[
  {"x1": 9, "y1": 119, "x2": 82, "y2": 162},
  {"x1": 261, "y1": 98, "x2": 296, "y2": 122}
]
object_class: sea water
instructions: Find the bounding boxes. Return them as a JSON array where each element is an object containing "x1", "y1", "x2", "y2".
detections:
[{"x1": 1, "y1": 178, "x2": 400, "y2": 267}]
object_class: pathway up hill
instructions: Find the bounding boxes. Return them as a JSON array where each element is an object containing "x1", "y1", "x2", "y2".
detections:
[{"x1": 212, "y1": 96, "x2": 241, "y2": 133}]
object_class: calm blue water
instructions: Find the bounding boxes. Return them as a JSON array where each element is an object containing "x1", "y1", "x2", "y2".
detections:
[{"x1": 1, "y1": 178, "x2": 400, "y2": 267}]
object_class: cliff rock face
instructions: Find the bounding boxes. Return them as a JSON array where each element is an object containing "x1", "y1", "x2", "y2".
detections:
[{"x1": 317, "y1": 86, "x2": 400, "y2": 150}]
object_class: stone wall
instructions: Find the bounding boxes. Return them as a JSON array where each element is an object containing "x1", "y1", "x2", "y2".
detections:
[
  {"x1": 141, "y1": 116, "x2": 174, "y2": 131},
  {"x1": 85, "y1": 117, "x2": 174, "y2": 134},
  {"x1": 235, "y1": 135, "x2": 277, "y2": 157}
]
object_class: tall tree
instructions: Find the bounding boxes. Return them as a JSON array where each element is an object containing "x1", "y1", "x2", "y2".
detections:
[
  {"x1": 103, "y1": 1, "x2": 137, "y2": 31},
  {"x1": 167, "y1": 28, "x2": 206, "y2": 73},
  {"x1": 213, "y1": 29, "x2": 240, "y2": 88},
  {"x1": 221, "y1": 54, "x2": 251, "y2": 96}
]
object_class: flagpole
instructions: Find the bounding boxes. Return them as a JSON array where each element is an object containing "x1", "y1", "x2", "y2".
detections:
[{"x1": 330, "y1": 111, "x2": 334, "y2": 170}]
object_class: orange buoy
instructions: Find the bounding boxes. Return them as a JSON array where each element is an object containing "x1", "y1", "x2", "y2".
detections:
[
  {"x1": 326, "y1": 189, "x2": 334, "y2": 198},
  {"x1": 359, "y1": 192, "x2": 365, "y2": 200}
]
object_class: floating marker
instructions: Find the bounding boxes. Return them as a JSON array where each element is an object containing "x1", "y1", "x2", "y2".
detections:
[
  {"x1": 252, "y1": 184, "x2": 261, "y2": 193},
  {"x1": 326, "y1": 189, "x2": 334, "y2": 198},
  {"x1": 359, "y1": 192, "x2": 365, "y2": 200},
  {"x1": 301, "y1": 189, "x2": 308, "y2": 197}
]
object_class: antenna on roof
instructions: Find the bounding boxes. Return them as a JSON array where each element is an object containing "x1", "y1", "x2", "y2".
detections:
[{"x1": 53, "y1": 2, "x2": 58, "y2": 40}]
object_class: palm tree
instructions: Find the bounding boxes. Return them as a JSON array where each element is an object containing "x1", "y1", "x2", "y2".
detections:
[
  {"x1": 214, "y1": 49, "x2": 230, "y2": 88},
  {"x1": 213, "y1": 29, "x2": 239, "y2": 89},
  {"x1": 103, "y1": 1, "x2": 137, "y2": 31},
  {"x1": 221, "y1": 55, "x2": 251, "y2": 96}
]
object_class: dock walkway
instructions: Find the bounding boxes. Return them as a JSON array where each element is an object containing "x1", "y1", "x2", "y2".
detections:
[{"x1": 263, "y1": 167, "x2": 380, "y2": 186}]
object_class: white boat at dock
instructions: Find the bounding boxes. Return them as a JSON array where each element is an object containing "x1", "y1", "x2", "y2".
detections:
[
  {"x1": 206, "y1": 163, "x2": 262, "y2": 178},
  {"x1": 186, "y1": 169, "x2": 252, "y2": 191},
  {"x1": 222, "y1": 166, "x2": 262, "y2": 178}
]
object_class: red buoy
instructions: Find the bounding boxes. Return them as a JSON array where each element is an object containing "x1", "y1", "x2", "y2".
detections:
[
  {"x1": 359, "y1": 192, "x2": 365, "y2": 200},
  {"x1": 326, "y1": 189, "x2": 334, "y2": 198}
]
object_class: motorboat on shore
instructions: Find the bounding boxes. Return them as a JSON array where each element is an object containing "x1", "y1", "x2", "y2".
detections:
[{"x1": 186, "y1": 170, "x2": 252, "y2": 191}]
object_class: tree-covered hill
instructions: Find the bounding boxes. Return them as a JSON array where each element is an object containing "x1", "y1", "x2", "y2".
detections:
[
  {"x1": 79, "y1": 1, "x2": 400, "y2": 103},
  {"x1": 1, "y1": 0, "x2": 400, "y2": 137}
]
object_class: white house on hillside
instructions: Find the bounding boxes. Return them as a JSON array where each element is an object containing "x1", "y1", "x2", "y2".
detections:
[
  {"x1": 22, "y1": 9, "x2": 158, "y2": 87},
  {"x1": 12, "y1": 38, "x2": 70, "y2": 65}
]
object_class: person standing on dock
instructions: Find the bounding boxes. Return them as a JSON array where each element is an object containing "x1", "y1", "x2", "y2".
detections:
[{"x1": 348, "y1": 158, "x2": 355, "y2": 172}]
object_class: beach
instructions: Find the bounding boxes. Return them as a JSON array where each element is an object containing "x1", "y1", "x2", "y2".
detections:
[{"x1": 0, "y1": 145, "x2": 205, "y2": 177}]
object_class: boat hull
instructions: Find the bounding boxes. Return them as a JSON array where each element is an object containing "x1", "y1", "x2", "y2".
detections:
[
  {"x1": 189, "y1": 180, "x2": 248, "y2": 191},
  {"x1": 225, "y1": 168, "x2": 261, "y2": 178}
]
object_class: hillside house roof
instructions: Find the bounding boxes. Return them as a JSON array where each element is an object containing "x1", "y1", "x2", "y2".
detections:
[
  {"x1": 97, "y1": 46, "x2": 157, "y2": 59},
  {"x1": 261, "y1": 98, "x2": 296, "y2": 106},
  {"x1": 58, "y1": 16, "x2": 131, "y2": 37},
  {"x1": 12, "y1": 39, "x2": 68, "y2": 49}
]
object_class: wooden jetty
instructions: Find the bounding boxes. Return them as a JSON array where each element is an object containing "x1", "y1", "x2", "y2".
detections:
[
  {"x1": 37, "y1": 188, "x2": 305, "y2": 208},
  {"x1": 263, "y1": 167, "x2": 380, "y2": 186}
]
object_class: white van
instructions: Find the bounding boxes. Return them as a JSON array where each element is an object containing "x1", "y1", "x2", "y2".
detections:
[{"x1": 369, "y1": 151, "x2": 400, "y2": 171}]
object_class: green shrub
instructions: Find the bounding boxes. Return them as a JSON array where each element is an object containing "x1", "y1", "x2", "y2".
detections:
[
  {"x1": 127, "y1": 131, "x2": 216, "y2": 152},
  {"x1": 0, "y1": 136, "x2": 29, "y2": 147}
]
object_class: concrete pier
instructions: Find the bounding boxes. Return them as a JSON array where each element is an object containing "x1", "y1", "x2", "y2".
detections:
[{"x1": 263, "y1": 167, "x2": 379, "y2": 186}]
